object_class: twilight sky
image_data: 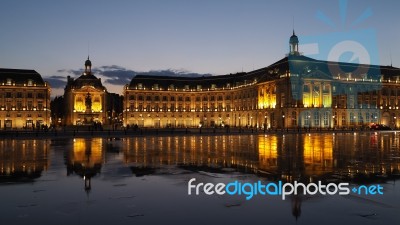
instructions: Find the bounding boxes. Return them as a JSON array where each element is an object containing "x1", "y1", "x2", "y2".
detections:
[{"x1": 1, "y1": 0, "x2": 399, "y2": 96}]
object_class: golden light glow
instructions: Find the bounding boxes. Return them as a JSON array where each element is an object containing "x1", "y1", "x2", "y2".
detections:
[
  {"x1": 303, "y1": 135, "x2": 333, "y2": 175},
  {"x1": 71, "y1": 138, "x2": 103, "y2": 167}
]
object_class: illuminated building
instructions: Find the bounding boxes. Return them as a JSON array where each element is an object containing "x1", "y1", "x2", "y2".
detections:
[
  {"x1": 124, "y1": 31, "x2": 400, "y2": 129},
  {"x1": 0, "y1": 68, "x2": 51, "y2": 129},
  {"x1": 64, "y1": 57, "x2": 107, "y2": 125}
]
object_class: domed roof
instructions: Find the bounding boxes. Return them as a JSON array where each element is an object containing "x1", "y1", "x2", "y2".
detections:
[
  {"x1": 85, "y1": 56, "x2": 92, "y2": 67},
  {"x1": 289, "y1": 30, "x2": 299, "y2": 44}
]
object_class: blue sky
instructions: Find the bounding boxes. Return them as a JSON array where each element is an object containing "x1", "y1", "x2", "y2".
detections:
[{"x1": 1, "y1": 0, "x2": 399, "y2": 96}]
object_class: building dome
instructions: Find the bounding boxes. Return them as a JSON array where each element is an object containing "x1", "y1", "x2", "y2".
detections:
[
  {"x1": 85, "y1": 57, "x2": 92, "y2": 67},
  {"x1": 289, "y1": 31, "x2": 299, "y2": 44}
]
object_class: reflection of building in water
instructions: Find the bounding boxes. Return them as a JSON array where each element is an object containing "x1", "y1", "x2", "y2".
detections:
[
  {"x1": 123, "y1": 135, "x2": 259, "y2": 174},
  {"x1": 65, "y1": 138, "x2": 104, "y2": 193},
  {"x1": 123, "y1": 133, "x2": 400, "y2": 182},
  {"x1": 333, "y1": 132, "x2": 400, "y2": 181},
  {"x1": 121, "y1": 133, "x2": 400, "y2": 220},
  {"x1": 0, "y1": 139, "x2": 48, "y2": 182},
  {"x1": 258, "y1": 134, "x2": 333, "y2": 181}
]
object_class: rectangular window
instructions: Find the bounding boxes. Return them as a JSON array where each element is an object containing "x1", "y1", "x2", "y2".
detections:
[
  {"x1": 358, "y1": 112, "x2": 363, "y2": 125},
  {"x1": 27, "y1": 101, "x2": 33, "y2": 110},
  {"x1": 38, "y1": 101, "x2": 43, "y2": 110},
  {"x1": 304, "y1": 112, "x2": 310, "y2": 126},
  {"x1": 314, "y1": 111, "x2": 320, "y2": 126},
  {"x1": 323, "y1": 111, "x2": 329, "y2": 126}
]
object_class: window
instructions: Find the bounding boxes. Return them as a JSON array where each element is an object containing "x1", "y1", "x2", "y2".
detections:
[
  {"x1": 154, "y1": 96, "x2": 160, "y2": 101},
  {"x1": 195, "y1": 97, "x2": 201, "y2": 102},
  {"x1": 197, "y1": 85, "x2": 202, "y2": 90},
  {"x1": 17, "y1": 92, "x2": 22, "y2": 98},
  {"x1": 348, "y1": 95, "x2": 355, "y2": 109},
  {"x1": 184, "y1": 85, "x2": 189, "y2": 90},
  {"x1": 6, "y1": 78, "x2": 12, "y2": 85},
  {"x1": 314, "y1": 111, "x2": 320, "y2": 126},
  {"x1": 129, "y1": 95, "x2": 135, "y2": 100},
  {"x1": 138, "y1": 95, "x2": 143, "y2": 101},
  {"x1": 218, "y1": 96, "x2": 223, "y2": 101},
  {"x1": 137, "y1": 83, "x2": 143, "y2": 89},
  {"x1": 303, "y1": 85, "x2": 310, "y2": 92},
  {"x1": 170, "y1": 96, "x2": 175, "y2": 101},
  {"x1": 341, "y1": 112, "x2": 346, "y2": 126},
  {"x1": 27, "y1": 101, "x2": 33, "y2": 110},
  {"x1": 146, "y1": 95, "x2": 152, "y2": 101},
  {"x1": 17, "y1": 101, "x2": 22, "y2": 110},
  {"x1": 178, "y1": 96, "x2": 183, "y2": 101},
  {"x1": 202, "y1": 103, "x2": 207, "y2": 111},
  {"x1": 6, "y1": 100, "x2": 12, "y2": 110},
  {"x1": 358, "y1": 112, "x2": 363, "y2": 125},
  {"x1": 38, "y1": 101, "x2": 43, "y2": 110},
  {"x1": 162, "y1": 96, "x2": 167, "y2": 101},
  {"x1": 185, "y1": 96, "x2": 190, "y2": 101},
  {"x1": 27, "y1": 79, "x2": 33, "y2": 86},
  {"x1": 350, "y1": 112, "x2": 355, "y2": 124},
  {"x1": 211, "y1": 84, "x2": 216, "y2": 90},
  {"x1": 37, "y1": 93, "x2": 44, "y2": 99},
  {"x1": 323, "y1": 111, "x2": 329, "y2": 126},
  {"x1": 304, "y1": 112, "x2": 310, "y2": 126},
  {"x1": 218, "y1": 103, "x2": 223, "y2": 111}
]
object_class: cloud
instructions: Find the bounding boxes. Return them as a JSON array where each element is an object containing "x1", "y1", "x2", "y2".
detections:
[
  {"x1": 44, "y1": 75, "x2": 67, "y2": 89},
  {"x1": 49, "y1": 66, "x2": 212, "y2": 87},
  {"x1": 95, "y1": 66, "x2": 212, "y2": 86}
]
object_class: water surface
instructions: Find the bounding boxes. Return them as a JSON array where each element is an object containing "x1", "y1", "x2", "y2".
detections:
[{"x1": 0, "y1": 132, "x2": 399, "y2": 225}]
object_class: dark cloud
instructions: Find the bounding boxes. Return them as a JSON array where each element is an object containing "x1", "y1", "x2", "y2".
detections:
[
  {"x1": 95, "y1": 67, "x2": 211, "y2": 86},
  {"x1": 51, "y1": 66, "x2": 212, "y2": 86},
  {"x1": 44, "y1": 75, "x2": 67, "y2": 89}
]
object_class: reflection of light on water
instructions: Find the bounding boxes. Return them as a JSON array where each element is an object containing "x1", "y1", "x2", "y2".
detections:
[{"x1": 0, "y1": 139, "x2": 49, "y2": 177}]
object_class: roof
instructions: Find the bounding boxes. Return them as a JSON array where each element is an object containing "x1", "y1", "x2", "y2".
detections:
[
  {"x1": 65, "y1": 73, "x2": 106, "y2": 90},
  {"x1": 128, "y1": 72, "x2": 261, "y2": 90},
  {"x1": 0, "y1": 68, "x2": 46, "y2": 86},
  {"x1": 127, "y1": 55, "x2": 400, "y2": 91}
]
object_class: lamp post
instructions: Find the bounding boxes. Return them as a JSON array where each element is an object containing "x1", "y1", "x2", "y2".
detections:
[{"x1": 264, "y1": 115, "x2": 267, "y2": 130}]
